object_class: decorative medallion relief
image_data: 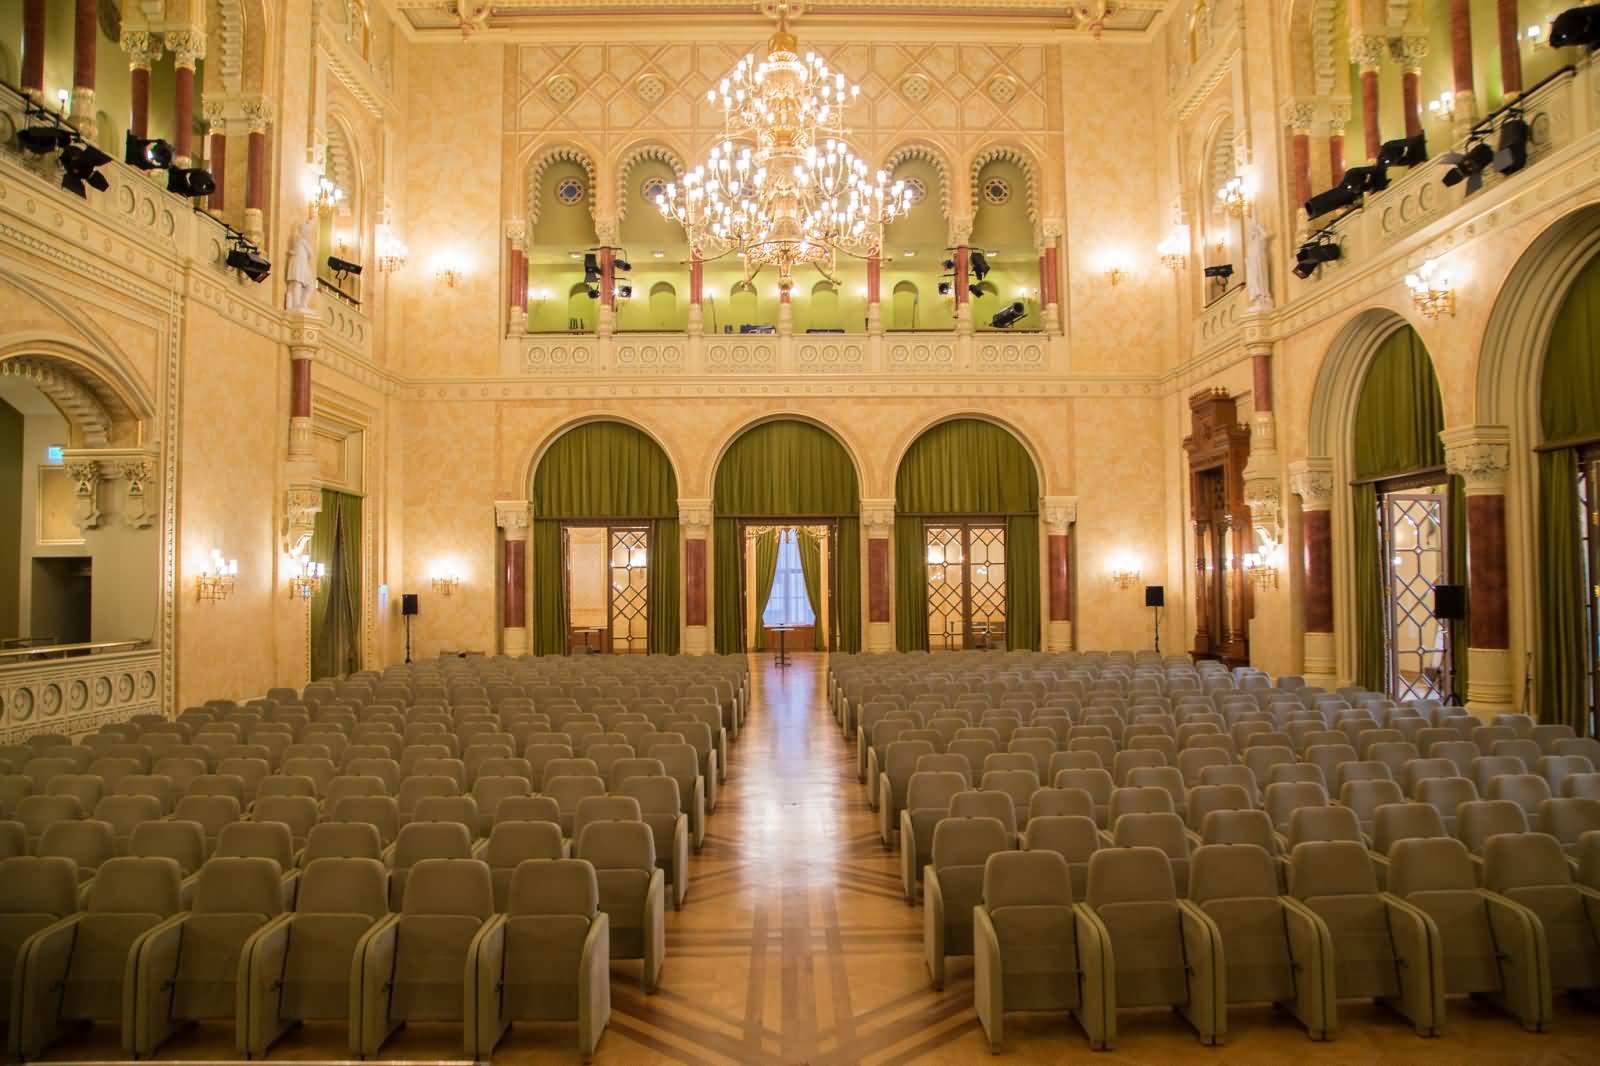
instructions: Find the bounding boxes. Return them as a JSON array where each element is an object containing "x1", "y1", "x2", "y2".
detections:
[
  {"x1": 547, "y1": 74, "x2": 578, "y2": 104},
  {"x1": 636, "y1": 73, "x2": 666, "y2": 103},
  {"x1": 524, "y1": 343, "x2": 597, "y2": 374},
  {"x1": 0, "y1": 650, "x2": 162, "y2": 743},
  {"x1": 902, "y1": 74, "x2": 931, "y2": 102},
  {"x1": 988, "y1": 76, "x2": 1018, "y2": 104},
  {"x1": 706, "y1": 343, "x2": 777, "y2": 373},
  {"x1": 888, "y1": 342, "x2": 956, "y2": 370},
  {"x1": 976, "y1": 342, "x2": 1043, "y2": 369},
  {"x1": 614, "y1": 344, "x2": 684, "y2": 372},
  {"x1": 796, "y1": 343, "x2": 864, "y2": 373}
]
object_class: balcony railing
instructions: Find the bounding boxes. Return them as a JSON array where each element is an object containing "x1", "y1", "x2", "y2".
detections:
[{"x1": 0, "y1": 645, "x2": 162, "y2": 742}]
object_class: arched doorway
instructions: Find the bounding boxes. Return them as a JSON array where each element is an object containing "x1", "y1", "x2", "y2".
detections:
[
  {"x1": 891, "y1": 281, "x2": 919, "y2": 330},
  {"x1": 566, "y1": 282, "x2": 592, "y2": 332},
  {"x1": 529, "y1": 421, "x2": 679, "y2": 655},
  {"x1": 1348, "y1": 325, "x2": 1465, "y2": 700},
  {"x1": 809, "y1": 280, "x2": 840, "y2": 331},
  {"x1": 893, "y1": 418, "x2": 1040, "y2": 651},
  {"x1": 648, "y1": 282, "x2": 678, "y2": 329},
  {"x1": 712, "y1": 419, "x2": 861, "y2": 654}
]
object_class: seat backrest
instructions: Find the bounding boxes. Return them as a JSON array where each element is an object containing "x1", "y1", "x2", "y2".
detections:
[
  {"x1": 1370, "y1": 802, "x2": 1446, "y2": 854},
  {"x1": 1486, "y1": 773, "x2": 1552, "y2": 818},
  {"x1": 1338, "y1": 779, "x2": 1405, "y2": 826},
  {"x1": 1084, "y1": 847, "x2": 1186, "y2": 1005},
  {"x1": 1388, "y1": 836, "x2": 1477, "y2": 897},
  {"x1": 947, "y1": 790, "x2": 1017, "y2": 839},
  {"x1": 1286, "y1": 803, "x2": 1364, "y2": 847},
  {"x1": 497, "y1": 795, "x2": 563, "y2": 827},
  {"x1": 37, "y1": 820, "x2": 114, "y2": 880},
  {"x1": 1108, "y1": 785, "x2": 1175, "y2": 825},
  {"x1": 1200, "y1": 809, "x2": 1279, "y2": 854},
  {"x1": 390, "y1": 858, "x2": 493, "y2": 1020},
  {"x1": 300, "y1": 821, "x2": 383, "y2": 865},
  {"x1": 1028, "y1": 787, "x2": 1096, "y2": 820},
  {"x1": 1538, "y1": 797, "x2": 1600, "y2": 848},
  {"x1": 906, "y1": 771, "x2": 967, "y2": 814},
  {"x1": 1457, "y1": 799, "x2": 1530, "y2": 855},
  {"x1": 1263, "y1": 780, "x2": 1327, "y2": 831}
]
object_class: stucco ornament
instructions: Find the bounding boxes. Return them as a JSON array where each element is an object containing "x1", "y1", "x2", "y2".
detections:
[{"x1": 285, "y1": 219, "x2": 316, "y2": 311}]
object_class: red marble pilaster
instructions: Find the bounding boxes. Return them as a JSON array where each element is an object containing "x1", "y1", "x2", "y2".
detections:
[
  {"x1": 246, "y1": 129, "x2": 268, "y2": 211},
  {"x1": 173, "y1": 65, "x2": 194, "y2": 164},
  {"x1": 290, "y1": 357, "x2": 312, "y2": 419},
  {"x1": 1360, "y1": 69, "x2": 1381, "y2": 160},
  {"x1": 1252, "y1": 352, "x2": 1273, "y2": 413},
  {"x1": 1292, "y1": 131, "x2": 1311, "y2": 209},
  {"x1": 1048, "y1": 534, "x2": 1071, "y2": 622},
  {"x1": 868, "y1": 539, "x2": 889, "y2": 623},
  {"x1": 1303, "y1": 510, "x2": 1334, "y2": 633},
  {"x1": 690, "y1": 258, "x2": 704, "y2": 304},
  {"x1": 600, "y1": 247, "x2": 616, "y2": 310},
  {"x1": 1329, "y1": 132, "x2": 1346, "y2": 186},
  {"x1": 21, "y1": 0, "x2": 45, "y2": 98},
  {"x1": 130, "y1": 68, "x2": 150, "y2": 138},
  {"x1": 1467, "y1": 495, "x2": 1510, "y2": 649},
  {"x1": 954, "y1": 246, "x2": 970, "y2": 307},
  {"x1": 1045, "y1": 245, "x2": 1061, "y2": 306},
  {"x1": 1451, "y1": 0, "x2": 1475, "y2": 96},
  {"x1": 503, "y1": 540, "x2": 527, "y2": 629},
  {"x1": 1499, "y1": 0, "x2": 1524, "y2": 97},
  {"x1": 1402, "y1": 69, "x2": 1422, "y2": 138},
  {"x1": 73, "y1": 0, "x2": 95, "y2": 95},
  {"x1": 685, "y1": 539, "x2": 707, "y2": 627},
  {"x1": 207, "y1": 130, "x2": 226, "y2": 211}
]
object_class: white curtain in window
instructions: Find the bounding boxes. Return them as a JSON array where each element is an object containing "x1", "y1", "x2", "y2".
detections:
[{"x1": 762, "y1": 530, "x2": 816, "y2": 627}]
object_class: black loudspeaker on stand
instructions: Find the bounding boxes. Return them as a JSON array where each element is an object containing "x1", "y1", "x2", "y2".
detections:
[
  {"x1": 1145, "y1": 585, "x2": 1165, "y2": 655},
  {"x1": 401, "y1": 593, "x2": 419, "y2": 664},
  {"x1": 1434, "y1": 584, "x2": 1465, "y2": 705}
]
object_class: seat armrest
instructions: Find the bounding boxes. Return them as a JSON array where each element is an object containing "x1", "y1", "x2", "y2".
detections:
[
  {"x1": 239, "y1": 913, "x2": 296, "y2": 1057},
  {"x1": 643, "y1": 869, "x2": 666, "y2": 993},
  {"x1": 579, "y1": 914, "x2": 611, "y2": 1063},
  {"x1": 671, "y1": 814, "x2": 690, "y2": 910},
  {"x1": 1277, "y1": 897, "x2": 1336, "y2": 1040},
  {"x1": 465, "y1": 914, "x2": 507, "y2": 1060},
  {"x1": 1175, "y1": 900, "x2": 1224, "y2": 1045},
  {"x1": 923, "y1": 867, "x2": 946, "y2": 990},
  {"x1": 126, "y1": 911, "x2": 191, "y2": 1057},
  {"x1": 351, "y1": 913, "x2": 400, "y2": 1057},
  {"x1": 9, "y1": 914, "x2": 83, "y2": 1061},
  {"x1": 1071, "y1": 902, "x2": 1115, "y2": 1050},
  {"x1": 877, "y1": 773, "x2": 893, "y2": 846},
  {"x1": 690, "y1": 775, "x2": 707, "y2": 851},
  {"x1": 899, "y1": 810, "x2": 917, "y2": 902},
  {"x1": 1476, "y1": 888, "x2": 1552, "y2": 1032},
  {"x1": 973, "y1": 905, "x2": 1004, "y2": 1052},
  {"x1": 1379, "y1": 892, "x2": 1445, "y2": 1036},
  {"x1": 1368, "y1": 851, "x2": 1390, "y2": 891}
]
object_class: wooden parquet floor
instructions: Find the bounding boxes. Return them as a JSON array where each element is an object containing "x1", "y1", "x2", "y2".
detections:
[{"x1": 37, "y1": 653, "x2": 1600, "y2": 1064}]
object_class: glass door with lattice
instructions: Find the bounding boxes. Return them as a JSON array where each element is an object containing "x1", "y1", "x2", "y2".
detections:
[
  {"x1": 562, "y1": 523, "x2": 649, "y2": 654},
  {"x1": 609, "y1": 527, "x2": 650, "y2": 654},
  {"x1": 926, "y1": 523, "x2": 1007, "y2": 650},
  {"x1": 1381, "y1": 490, "x2": 1449, "y2": 701}
]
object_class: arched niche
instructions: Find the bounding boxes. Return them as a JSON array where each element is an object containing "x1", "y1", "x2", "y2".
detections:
[
  {"x1": 892, "y1": 417, "x2": 1041, "y2": 652},
  {"x1": 525, "y1": 148, "x2": 601, "y2": 332},
  {"x1": 971, "y1": 158, "x2": 1041, "y2": 331},
  {"x1": 616, "y1": 155, "x2": 688, "y2": 333},
  {"x1": 881, "y1": 148, "x2": 954, "y2": 332},
  {"x1": 1200, "y1": 116, "x2": 1245, "y2": 304},
  {"x1": 647, "y1": 281, "x2": 678, "y2": 331},
  {"x1": 890, "y1": 280, "x2": 920, "y2": 331}
]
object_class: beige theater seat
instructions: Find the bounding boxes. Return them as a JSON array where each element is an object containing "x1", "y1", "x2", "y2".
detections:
[
  {"x1": 239, "y1": 856, "x2": 389, "y2": 1057},
  {"x1": 1484, "y1": 832, "x2": 1600, "y2": 995},
  {"x1": 485, "y1": 821, "x2": 565, "y2": 910},
  {"x1": 299, "y1": 821, "x2": 384, "y2": 867},
  {"x1": 1187, "y1": 843, "x2": 1335, "y2": 1040},
  {"x1": 1073, "y1": 845, "x2": 1222, "y2": 1049},
  {"x1": 621, "y1": 776, "x2": 691, "y2": 910},
  {"x1": 354, "y1": 857, "x2": 494, "y2": 1056},
  {"x1": 923, "y1": 815, "x2": 1009, "y2": 991},
  {"x1": 0, "y1": 856, "x2": 80, "y2": 1032},
  {"x1": 467, "y1": 858, "x2": 611, "y2": 1062},
  {"x1": 1388, "y1": 837, "x2": 1549, "y2": 1032},
  {"x1": 38, "y1": 819, "x2": 114, "y2": 886},
  {"x1": 1287, "y1": 839, "x2": 1442, "y2": 1036},
  {"x1": 576, "y1": 820, "x2": 665, "y2": 993},
  {"x1": 216, "y1": 822, "x2": 301, "y2": 909},
  {"x1": 652, "y1": 743, "x2": 707, "y2": 851},
  {"x1": 899, "y1": 771, "x2": 968, "y2": 903},
  {"x1": 125, "y1": 856, "x2": 286, "y2": 1057},
  {"x1": 389, "y1": 821, "x2": 474, "y2": 910},
  {"x1": 878, "y1": 739, "x2": 936, "y2": 848},
  {"x1": 8, "y1": 856, "x2": 184, "y2": 1060},
  {"x1": 973, "y1": 850, "x2": 1085, "y2": 1052},
  {"x1": 0, "y1": 819, "x2": 28, "y2": 859}
]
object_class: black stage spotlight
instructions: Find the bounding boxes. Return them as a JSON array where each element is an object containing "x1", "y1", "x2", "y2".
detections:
[
  {"x1": 990, "y1": 301, "x2": 1026, "y2": 329},
  {"x1": 1550, "y1": 4, "x2": 1600, "y2": 48},
  {"x1": 226, "y1": 243, "x2": 272, "y2": 282},
  {"x1": 1305, "y1": 184, "x2": 1359, "y2": 220},
  {"x1": 938, "y1": 281, "x2": 953, "y2": 297},
  {"x1": 327, "y1": 256, "x2": 362, "y2": 278},
  {"x1": 585, "y1": 285, "x2": 600, "y2": 299},
  {"x1": 124, "y1": 130, "x2": 173, "y2": 170},
  {"x1": 616, "y1": 283, "x2": 633, "y2": 300},
  {"x1": 613, "y1": 255, "x2": 632, "y2": 272},
  {"x1": 1439, "y1": 140, "x2": 1495, "y2": 192},
  {"x1": 583, "y1": 252, "x2": 601, "y2": 283},
  {"x1": 166, "y1": 166, "x2": 215, "y2": 198},
  {"x1": 1493, "y1": 114, "x2": 1529, "y2": 176},
  {"x1": 1293, "y1": 238, "x2": 1341, "y2": 279},
  {"x1": 1341, "y1": 163, "x2": 1390, "y2": 194},
  {"x1": 18, "y1": 124, "x2": 72, "y2": 155},
  {"x1": 941, "y1": 257, "x2": 956, "y2": 271},
  {"x1": 969, "y1": 249, "x2": 991, "y2": 281},
  {"x1": 59, "y1": 142, "x2": 112, "y2": 197},
  {"x1": 1202, "y1": 264, "x2": 1233, "y2": 280},
  {"x1": 1377, "y1": 133, "x2": 1428, "y2": 168}
]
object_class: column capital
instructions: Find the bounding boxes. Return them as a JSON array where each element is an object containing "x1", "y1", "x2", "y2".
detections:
[
  {"x1": 861, "y1": 497, "x2": 896, "y2": 537},
  {"x1": 1280, "y1": 96, "x2": 1319, "y2": 132},
  {"x1": 1040, "y1": 495, "x2": 1078, "y2": 534},
  {"x1": 120, "y1": 30, "x2": 162, "y2": 70},
  {"x1": 285, "y1": 309, "x2": 323, "y2": 354},
  {"x1": 1038, "y1": 217, "x2": 1064, "y2": 242},
  {"x1": 594, "y1": 217, "x2": 620, "y2": 246},
  {"x1": 504, "y1": 219, "x2": 527, "y2": 246},
  {"x1": 1389, "y1": 33, "x2": 1430, "y2": 67},
  {"x1": 1288, "y1": 457, "x2": 1336, "y2": 512},
  {"x1": 1441, "y1": 425, "x2": 1513, "y2": 495},
  {"x1": 678, "y1": 497, "x2": 713, "y2": 537},
  {"x1": 1349, "y1": 33, "x2": 1387, "y2": 70},
  {"x1": 948, "y1": 217, "x2": 973, "y2": 246},
  {"x1": 495, "y1": 500, "x2": 532, "y2": 537},
  {"x1": 164, "y1": 29, "x2": 206, "y2": 69},
  {"x1": 240, "y1": 95, "x2": 273, "y2": 133}
]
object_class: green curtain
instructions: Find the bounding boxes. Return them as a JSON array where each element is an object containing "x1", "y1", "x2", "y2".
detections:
[
  {"x1": 530, "y1": 421, "x2": 678, "y2": 655},
  {"x1": 1350, "y1": 326, "x2": 1456, "y2": 694},
  {"x1": 310, "y1": 489, "x2": 361, "y2": 680},
  {"x1": 796, "y1": 528, "x2": 824, "y2": 651},
  {"x1": 1537, "y1": 255, "x2": 1600, "y2": 731},
  {"x1": 750, "y1": 530, "x2": 780, "y2": 651},
  {"x1": 713, "y1": 420, "x2": 861, "y2": 653},
  {"x1": 893, "y1": 419, "x2": 1040, "y2": 651}
]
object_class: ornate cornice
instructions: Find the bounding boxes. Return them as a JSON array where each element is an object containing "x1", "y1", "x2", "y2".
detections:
[
  {"x1": 495, "y1": 499, "x2": 532, "y2": 533},
  {"x1": 860, "y1": 497, "x2": 896, "y2": 534},
  {"x1": 1288, "y1": 458, "x2": 1335, "y2": 511},
  {"x1": 678, "y1": 497, "x2": 713, "y2": 535},
  {"x1": 1040, "y1": 495, "x2": 1079, "y2": 532},
  {"x1": 1441, "y1": 426, "x2": 1513, "y2": 495},
  {"x1": 164, "y1": 30, "x2": 207, "y2": 69}
]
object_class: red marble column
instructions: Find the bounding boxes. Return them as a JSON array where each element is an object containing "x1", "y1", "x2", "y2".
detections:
[
  {"x1": 954, "y1": 246, "x2": 970, "y2": 307},
  {"x1": 866, "y1": 254, "x2": 880, "y2": 304},
  {"x1": 1292, "y1": 131, "x2": 1312, "y2": 209},
  {"x1": 1045, "y1": 245, "x2": 1061, "y2": 307},
  {"x1": 1450, "y1": 0, "x2": 1475, "y2": 98},
  {"x1": 1499, "y1": 0, "x2": 1524, "y2": 97},
  {"x1": 173, "y1": 64, "x2": 195, "y2": 166},
  {"x1": 507, "y1": 241, "x2": 525, "y2": 311},
  {"x1": 689, "y1": 257, "x2": 704, "y2": 304},
  {"x1": 246, "y1": 128, "x2": 268, "y2": 212},
  {"x1": 1252, "y1": 351, "x2": 1273, "y2": 413},
  {"x1": 868, "y1": 539, "x2": 890, "y2": 624},
  {"x1": 600, "y1": 247, "x2": 616, "y2": 310},
  {"x1": 503, "y1": 540, "x2": 527, "y2": 630},
  {"x1": 1467, "y1": 496, "x2": 1510, "y2": 649},
  {"x1": 208, "y1": 128, "x2": 226, "y2": 211},
  {"x1": 1402, "y1": 69, "x2": 1423, "y2": 138},
  {"x1": 1048, "y1": 534, "x2": 1071, "y2": 622},
  {"x1": 1329, "y1": 130, "x2": 1346, "y2": 186},
  {"x1": 130, "y1": 68, "x2": 151, "y2": 138},
  {"x1": 290, "y1": 357, "x2": 312, "y2": 420},
  {"x1": 1360, "y1": 69, "x2": 1381, "y2": 161},
  {"x1": 1038, "y1": 253, "x2": 1049, "y2": 304},
  {"x1": 780, "y1": 286, "x2": 791, "y2": 305},
  {"x1": 517, "y1": 248, "x2": 529, "y2": 311},
  {"x1": 1303, "y1": 510, "x2": 1334, "y2": 634},
  {"x1": 72, "y1": 0, "x2": 95, "y2": 99},
  {"x1": 685, "y1": 540, "x2": 707, "y2": 627},
  {"x1": 21, "y1": 0, "x2": 45, "y2": 99}
]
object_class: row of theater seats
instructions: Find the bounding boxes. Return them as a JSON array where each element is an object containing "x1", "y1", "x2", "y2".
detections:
[
  {"x1": 0, "y1": 655, "x2": 750, "y2": 1062},
  {"x1": 1, "y1": 852, "x2": 625, "y2": 1061},
  {"x1": 829, "y1": 655, "x2": 1600, "y2": 1046},
  {"x1": 963, "y1": 832, "x2": 1600, "y2": 1051}
]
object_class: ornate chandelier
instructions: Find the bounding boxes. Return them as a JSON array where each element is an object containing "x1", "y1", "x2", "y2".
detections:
[{"x1": 657, "y1": 1, "x2": 912, "y2": 291}]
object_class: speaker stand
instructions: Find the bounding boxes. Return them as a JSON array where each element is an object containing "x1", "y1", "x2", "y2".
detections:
[
  {"x1": 404, "y1": 614, "x2": 414, "y2": 665},
  {"x1": 1151, "y1": 605, "x2": 1162, "y2": 655}
]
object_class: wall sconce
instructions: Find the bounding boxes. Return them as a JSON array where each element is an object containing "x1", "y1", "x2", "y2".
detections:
[
  {"x1": 197, "y1": 548, "x2": 238, "y2": 602},
  {"x1": 436, "y1": 263, "x2": 464, "y2": 289},
  {"x1": 1405, "y1": 258, "x2": 1456, "y2": 318},
  {"x1": 1100, "y1": 252, "x2": 1132, "y2": 288},
  {"x1": 312, "y1": 175, "x2": 345, "y2": 214},
  {"x1": 375, "y1": 224, "x2": 409, "y2": 273},
  {"x1": 1158, "y1": 228, "x2": 1188, "y2": 270},
  {"x1": 1427, "y1": 91, "x2": 1458, "y2": 123},
  {"x1": 1242, "y1": 550, "x2": 1279, "y2": 589},
  {"x1": 1108, "y1": 553, "x2": 1142, "y2": 590},
  {"x1": 430, "y1": 562, "x2": 461, "y2": 596},
  {"x1": 1216, "y1": 175, "x2": 1250, "y2": 217},
  {"x1": 529, "y1": 286, "x2": 551, "y2": 312},
  {"x1": 1526, "y1": 19, "x2": 1554, "y2": 52},
  {"x1": 288, "y1": 555, "x2": 326, "y2": 600}
]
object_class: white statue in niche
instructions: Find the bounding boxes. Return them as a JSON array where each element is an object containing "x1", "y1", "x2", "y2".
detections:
[
  {"x1": 1246, "y1": 216, "x2": 1273, "y2": 310},
  {"x1": 285, "y1": 219, "x2": 316, "y2": 311}
]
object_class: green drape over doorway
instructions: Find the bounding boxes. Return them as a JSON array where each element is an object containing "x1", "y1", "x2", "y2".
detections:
[
  {"x1": 750, "y1": 529, "x2": 779, "y2": 651},
  {"x1": 310, "y1": 489, "x2": 362, "y2": 680},
  {"x1": 530, "y1": 421, "x2": 680, "y2": 655},
  {"x1": 1350, "y1": 325, "x2": 1465, "y2": 695},
  {"x1": 1537, "y1": 254, "x2": 1600, "y2": 732},
  {"x1": 713, "y1": 420, "x2": 861, "y2": 653},
  {"x1": 893, "y1": 418, "x2": 1041, "y2": 651}
]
